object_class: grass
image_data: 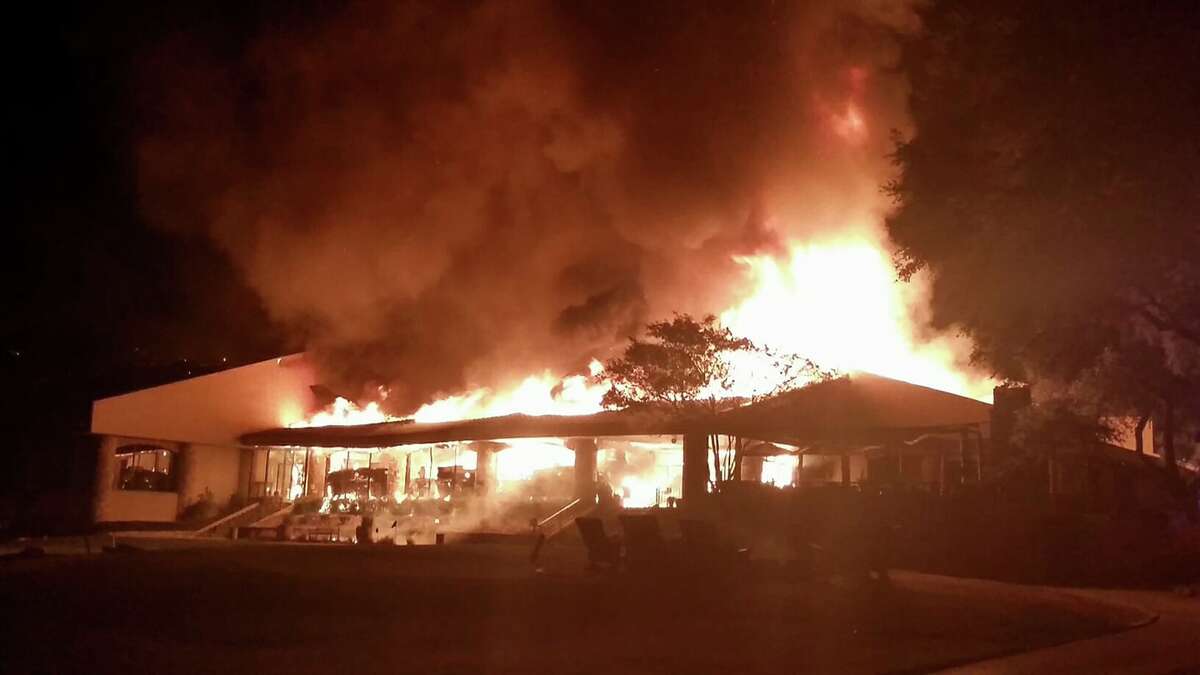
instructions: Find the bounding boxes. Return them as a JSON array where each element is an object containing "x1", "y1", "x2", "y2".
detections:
[{"x1": 0, "y1": 539, "x2": 1124, "y2": 674}]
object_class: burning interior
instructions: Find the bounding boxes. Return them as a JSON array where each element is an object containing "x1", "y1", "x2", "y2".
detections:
[
  {"x1": 224, "y1": 369, "x2": 995, "y2": 545},
  {"x1": 254, "y1": 437, "x2": 687, "y2": 544}
]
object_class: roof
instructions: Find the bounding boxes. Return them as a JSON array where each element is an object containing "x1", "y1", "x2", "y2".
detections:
[
  {"x1": 715, "y1": 372, "x2": 988, "y2": 437},
  {"x1": 93, "y1": 354, "x2": 318, "y2": 446},
  {"x1": 240, "y1": 408, "x2": 691, "y2": 448},
  {"x1": 240, "y1": 372, "x2": 992, "y2": 449}
]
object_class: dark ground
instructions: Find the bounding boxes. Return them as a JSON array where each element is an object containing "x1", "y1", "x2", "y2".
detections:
[{"x1": 0, "y1": 538, "x2": 1142, "y2": 675}]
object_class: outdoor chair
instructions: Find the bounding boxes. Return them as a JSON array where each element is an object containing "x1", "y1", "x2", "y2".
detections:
[
  {"x1": 618, "y1": 514, "x2": 683, "y2": 573},
  {"x1": 575, "y1": 516, "x2": 622, "y2": 571}
]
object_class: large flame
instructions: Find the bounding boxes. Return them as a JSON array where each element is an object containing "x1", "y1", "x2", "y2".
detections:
[
  {"x1": 291, "y1": 235, "x2": 990, "y2": 428},
  {"x1": 721, "y1": 235, "x2": 992, "y2": 401},
  {"x1": 289, "y1": 396, "x2": 391, "y2": 427},
  {"x1": 288, "y1": 361, "x2": 609, "y2": 428},
  {"x1": 493, "y1": 438, "x2": 577, "y2": 483},
  {"x1": 412, "y1": 361, "x2": 608, "y2": 423}
]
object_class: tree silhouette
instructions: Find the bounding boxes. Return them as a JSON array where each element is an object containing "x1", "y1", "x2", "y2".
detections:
[
  {"x1": 885, "y1": 1, "x2": 1200, "y2": 488},
  {"x1": 597, "y1": 313, "x2": 832, "y2": 485}
]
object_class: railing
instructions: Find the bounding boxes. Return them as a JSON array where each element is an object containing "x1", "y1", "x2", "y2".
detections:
[
  {"x1": 535, "y1": 497, "x2": 594, "y2": 539},
  {"x1": 193, "y1": 502, "x2": 259, "y2": 536}
]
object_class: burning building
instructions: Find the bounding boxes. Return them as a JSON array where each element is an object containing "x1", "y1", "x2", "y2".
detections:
[{"x1": 87, "y1": 352, "x2": 1005, "y2": 536}]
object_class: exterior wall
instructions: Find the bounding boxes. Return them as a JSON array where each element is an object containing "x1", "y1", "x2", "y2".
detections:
[
  {"x1": 103, "y1": 491, "x2": 179, "y2": 522},
  {"x1": 237, "y1": 448, "x2": 255, "y2": 501},
  {"x1": 93, "y1": 434, "x2": 183, "y2": 523},
  {"x1": 91, "y1": 354, "x2": 317, "y2": 446},
  {"x1": 92, "y1": 436, "x2": 243, "y2": 523},
  {"x1": 178, "y1": 444, "x2": 243, "y2": 512}
]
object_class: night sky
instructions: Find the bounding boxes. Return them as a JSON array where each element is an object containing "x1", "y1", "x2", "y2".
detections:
[
  {"x1": 5, "y1": 3, "x2": 320, "y2": 482},
  {"x1": 9, "y1": 4, "x2": 304, "y2": 412}
]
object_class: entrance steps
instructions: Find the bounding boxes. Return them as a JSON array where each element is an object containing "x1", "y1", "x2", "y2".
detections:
[{"x1": 194, "y1": 499, "x2": 290, "y2": 539}]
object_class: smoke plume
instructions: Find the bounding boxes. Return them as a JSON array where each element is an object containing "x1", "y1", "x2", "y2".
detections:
[{"x1": 137, "y1": 0, "x2": 919, "y2": 413}]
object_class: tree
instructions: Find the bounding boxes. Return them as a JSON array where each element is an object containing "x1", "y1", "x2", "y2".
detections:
[
  {"x1": 884, "y1": 1, "x2": 1200, "y2": 490},
  {"x1": 597, "y1": 313, "x2": 832, "y2": 486}
]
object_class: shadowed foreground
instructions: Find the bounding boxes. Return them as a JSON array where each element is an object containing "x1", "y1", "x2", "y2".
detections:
[{"x1": 0, "y1": 540, "x2": 1134, "y2": 674}]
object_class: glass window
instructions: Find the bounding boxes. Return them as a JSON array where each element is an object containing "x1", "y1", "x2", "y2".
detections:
[
  {"x1": 260, "y1": 448, "x2": 310, "y2": 501},
  {"x1": 114, "y1": 445, "x2": 176, "y2": 492}
]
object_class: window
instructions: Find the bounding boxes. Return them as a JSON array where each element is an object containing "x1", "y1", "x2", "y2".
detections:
[
  {"x1": 114, "y1": 445, "x2": 176, "y2": 492},
  {"x1": 251, "y1": 448, "x2": 311, "y2": 501}
]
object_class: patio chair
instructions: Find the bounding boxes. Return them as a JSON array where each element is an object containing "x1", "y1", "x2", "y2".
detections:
[
  {"x1": 575, "y1": 516, "x2": 622, "y2": 571},
  {"x1": 618, "y1": 514, "x2": 681, "y2": 572}
]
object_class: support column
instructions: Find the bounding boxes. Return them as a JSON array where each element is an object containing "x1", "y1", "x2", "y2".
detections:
[
  {"x1": 471, "y1": 441, "x2": 501, "y2": 496},
  {"x1": 236, "y1": 448, "x2": 255, "y2": 502},
  {"x1": 175, "y1": 443, "x2": 200, "y2": 516},
  {"x1": 90, "y1": 435, "x2": 118, "y2": 525},
  {"x1": 682, "y1": 433, "x2": 709, "y2": 501},
  {"x1": 304, "y1": 448, "x2": 324, "y2": 498},
  {"x1": 840, "y1": 453, "x2": 851, "y2": 487},
  {"x1": 740, "y1": 455, "x2": 764, "y2": 483},
  {"x1": 568, "y1": 438, "x2": 598, "y2": 502}
]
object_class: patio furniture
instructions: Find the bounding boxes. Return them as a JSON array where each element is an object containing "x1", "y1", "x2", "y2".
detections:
[{"x1": 575, "y1": 516, "x2": 622, "y2": 571}]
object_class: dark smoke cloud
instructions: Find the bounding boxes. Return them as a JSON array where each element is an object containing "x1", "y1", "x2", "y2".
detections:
[{"x1": 137, "y1": 0, "x2": 918, "y2": 413}]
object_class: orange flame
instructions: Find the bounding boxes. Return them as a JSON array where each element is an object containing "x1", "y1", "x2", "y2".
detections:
[
  {"x1": 721, "y1": 235, "x2": 992, "y2": 401},
  {"x1": 291, "y1": 234, "x2": 991, "y2": 429},
  {"x1": 412, "y1": 361, "x2": 608, "y2": 423},
  {"x1": 289, "y1": 396, "x2": 393, "y2": 427}
]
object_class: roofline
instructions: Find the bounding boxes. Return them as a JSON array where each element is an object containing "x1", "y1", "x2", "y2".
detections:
[{"x1": 93, "y1": 353, "x2": 307, "y2": 403}]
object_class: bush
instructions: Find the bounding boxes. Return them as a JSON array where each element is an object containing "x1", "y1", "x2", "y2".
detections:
[{"x1": 180, "y1": 488, "x2": 218, "y2": 522}]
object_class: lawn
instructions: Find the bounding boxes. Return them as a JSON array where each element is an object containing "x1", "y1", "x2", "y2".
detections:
[{"x1": 0, "y1": 539, "x2": 1125, "y2": 674}]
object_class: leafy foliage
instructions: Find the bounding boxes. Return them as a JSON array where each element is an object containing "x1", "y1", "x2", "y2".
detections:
[
  {"x1": 598, "y1": 313, "x2": 831, "y2": 417},
  {"x1": 884, "y1": 1, "x2": 1200, "y2": 480},
  {"x1": 598, "y1": 313, "x2": 833, "y2": 490}
]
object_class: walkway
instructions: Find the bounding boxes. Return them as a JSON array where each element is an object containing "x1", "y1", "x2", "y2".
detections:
[{"x1": 936, "y1": 584, "x2": 1200, "y2": 674}]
